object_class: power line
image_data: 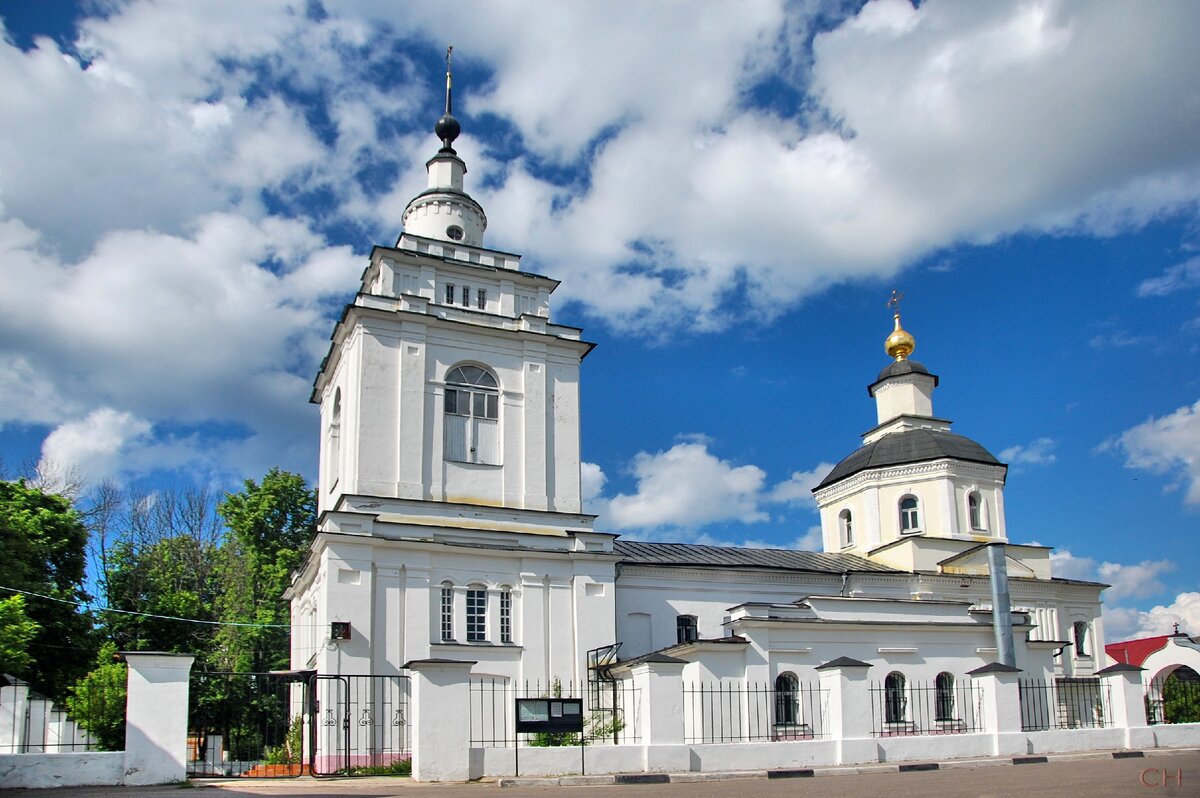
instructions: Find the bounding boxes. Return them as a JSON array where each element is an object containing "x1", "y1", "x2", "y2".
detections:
[{"x1": 0, "y1": 585, "x2": 290, "y2": 629}]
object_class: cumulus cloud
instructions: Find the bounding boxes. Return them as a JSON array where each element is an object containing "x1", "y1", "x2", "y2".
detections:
[
  {"x1": 37, "y1": 408, "x2": 152, "y2": 484},
  {"x1": 1000, "y1": 437, "x2": 1056, "y2": 466},
  {"x1": 768, "y1": 463, "x2": 837, "y2": 506},
  {"x1": 580, "y1": 462, "x2": 607, "y2": 506},
  {"x1": 1105, "y1": 592, "x2": 1200, "y2": 641},
  {"x1": 602, "y1": 441, "x2": 769, "y2": 530},
  {"x1": 1104, "y1": 400, "x2": 1200, "y2": 504}
]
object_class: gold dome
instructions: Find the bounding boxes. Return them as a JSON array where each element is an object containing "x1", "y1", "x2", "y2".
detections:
[{"x1": 885, "y1": 313, "x2": 915, "y2": 360}]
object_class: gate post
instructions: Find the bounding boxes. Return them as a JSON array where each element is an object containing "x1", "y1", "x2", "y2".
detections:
[
  {"x1": 968, "y1": 662, "x2": 1023, "y2": 756},
  {"x1": 122, "y1": 652, "x2": 195, "y2": 785},
  {"x1": 404, "y1": 658, "x2": 475, "y2": 782},
  {"x1": 1096, "y1": 663, "x2": 1150, "y2": 748},
  {"x1": 816, "y1": 657, "x2": 872, "y2": 765}
]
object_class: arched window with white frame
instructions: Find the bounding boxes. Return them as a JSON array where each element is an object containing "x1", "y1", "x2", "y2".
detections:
[
  {"x1": 935, "y1": 672, "x2": 956, "y2": 721},
  {"x1": 775, "y1": 671, "x2": 800, "y2": 726},
  {"x1": 839, "y1": 509, "x2": 854, "y2": 548},
  {"x1": 444, "y1": 364, "x2": 500, "y2": 465},
  {"x1": 899, "y1": 495, "x2": 921, "y2": 534},
  {"x1": 968, "y1": 491, "x2": 987, "y2": 532},
  {"x1": 884, "y1": 671, "x2": 907, "y2": 723},
  {"x1": 328, "y1": 388, "x2": 342, "y2": 488}
]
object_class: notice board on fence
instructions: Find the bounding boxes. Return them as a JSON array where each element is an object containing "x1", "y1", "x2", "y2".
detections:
[{"x1": 514, "y1": 698, "x2": 584, "y2": 734}]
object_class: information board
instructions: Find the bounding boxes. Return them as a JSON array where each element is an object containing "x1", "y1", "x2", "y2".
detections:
[{"x1": 514, "y1": 698, "x2": 584, "y2": 734}]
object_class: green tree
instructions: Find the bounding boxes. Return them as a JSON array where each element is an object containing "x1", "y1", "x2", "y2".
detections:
[
  {"x1": 0, "y1": 480, "x2": 94, "y2": 697},
  {"x1": 65, "y1": 642, "x2": 127, "y2": 752},
  {"x1": 214, "y1": 469, "x2": 316, "y2": 672},
  {"x1": 1162, "y1": 670, "x2": 1200, "y2": 724},
  {"x1": 0, "y1": 595, "x2": 40, "y2": 674}
]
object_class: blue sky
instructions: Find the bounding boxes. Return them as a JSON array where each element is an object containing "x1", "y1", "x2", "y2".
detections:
[{"x1": 0, "y1": 1, "x2": 1197, "y2": 642}]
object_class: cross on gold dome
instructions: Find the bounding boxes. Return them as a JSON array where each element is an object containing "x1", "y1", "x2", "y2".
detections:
[{"x1": 885, "y1": 290, "x2": 915, "y2": 360}]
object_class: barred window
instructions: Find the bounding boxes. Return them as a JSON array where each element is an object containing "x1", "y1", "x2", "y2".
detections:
[
  {"x1": 461, "y1": 286, "x2": 470, "y2": 307},
  {"x1": 477, "y1": 289, "x2": 487, "y2": 310},
  {"x1": 499, "y1": 588, "x2": 512, "y2": 643},
  {"x1": 467, "y1": 586, "x2": 487, "y2": 642},
  {"x1": 935, "y1": 672, "x2": 956, "y2": 721},
  {"x1": 445, "y1": 283, "x2": 455, "y2": 304},
  {"x1": 440, "y1": 582, "x2": 454, "y2": 641}
]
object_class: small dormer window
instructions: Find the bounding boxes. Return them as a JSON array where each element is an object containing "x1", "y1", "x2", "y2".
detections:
[
  {"x1": 446, "y1": 224, "x2": 464, "y2": 241},
  {"x1": 899, "y1": 495, "x2": 921, "y2": 534}
]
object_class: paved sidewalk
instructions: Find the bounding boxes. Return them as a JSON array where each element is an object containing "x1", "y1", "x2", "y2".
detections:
[{"x1": 0, "y1": 748, "x2": 1196, "y2": 798}]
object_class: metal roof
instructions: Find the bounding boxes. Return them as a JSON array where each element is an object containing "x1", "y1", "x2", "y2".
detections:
[
  {"x1": 613, "y1": 540, "x2": 899, "y2": 574},
  {"x1": 816, "y1": 428, "x2": 1002, "y2": 490}
]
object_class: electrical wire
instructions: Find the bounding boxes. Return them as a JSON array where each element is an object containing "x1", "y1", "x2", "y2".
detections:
[{"x1": 0, "y1": 584, "x2": 290, "y2": 629}]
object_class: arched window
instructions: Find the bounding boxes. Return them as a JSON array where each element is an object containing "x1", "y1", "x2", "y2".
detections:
[
  {"x1": 467, "y1": 584, "x2": 487, "y2": 642},
  {"x1": 884, "y1": 671, "x2": 907, "y2": 723},
  {"x1": 499, "y1": 587, "x2": 513, "y2": 643},
  {"x1": 935, "y1": 672, "x2": 956, "y2": 721},
  {"x1": 775, "y1": 672, "x2": 800, "y2": 726},
  {"x1": 968, "y1": 491, "x2": 985, "y2": 531},
  {"x1": 439, "y1": 581, "x2": 454, "y2": 641},
  {"x1": 899, "y1": 495, "x2": 921, "y2": 534},
  {"x1": 676, "y1": 614, "x2": 698, "y2": 644},
  {"x1": 1073, "y1": 621, "x2": 1090, "y2": 657},
  {"x1": 329, "y1": 389, "x2": 342, "y2": 487},
  {"x1": 444, "y1": 365, "x2": 500, "y2": 465},
  {"x1": 839, "y1": 509, "x2": 854, "y2": 547}
]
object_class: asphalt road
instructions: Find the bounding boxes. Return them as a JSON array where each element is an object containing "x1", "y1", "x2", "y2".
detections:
[{"x1": 1, "y1": 750, "x2": 1197, "y2": 798}]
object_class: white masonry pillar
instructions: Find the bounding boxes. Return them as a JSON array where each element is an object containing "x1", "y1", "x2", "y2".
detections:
[
  {"x1": 1097, "y1": 663, "x2": 1152, "y2": 749},
  {"x1": 122, "y1": 652, "x2": 195, "y2": 785},
  {"x1": 816, "y1": 657, "x2": 874, "y2": 765},
  {"x1": 405, "y1": 658, "x2": 475, "y2": 782},
  {"x1": 627, "y1": 656, "x2": 688, "y2": 773},
  {"x1": 968, "y1": 662, "x2": 1024, "y2": 756}
]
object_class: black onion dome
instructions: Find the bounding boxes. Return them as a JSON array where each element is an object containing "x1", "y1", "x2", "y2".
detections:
[
  {"x1": 815, "y1": 428, "x2": 1002, "y2": 490},
  {"x1": 435, "y1": 113, "x2": 460, "y2": 149}
]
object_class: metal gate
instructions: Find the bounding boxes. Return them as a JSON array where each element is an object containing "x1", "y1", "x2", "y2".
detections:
[
  {"x1": 186, "y1": 671, "x2": 409, "y2": 778},
  {"x1": 310, "y1": 674, "x2": 410, "y2": 775},
  {"x1": 187, "y1": 671, "x2": 308, "y2": 778}
]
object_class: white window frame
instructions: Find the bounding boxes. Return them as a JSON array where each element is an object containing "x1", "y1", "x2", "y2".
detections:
[
  {"x1": 839, "y1": 509, "x2": 854, "y2": 548},
  {"x1": 899, "y1": 495, "x2": 921, "y2": 534},
  {"x1": 466, "y1": 585, "x2": 487, "y2": 642},
  {"x1": 499, "y1": 587, "x2": 512, "y2": 643},
  {"x1": 968, "y1": 490, "x2": 986, "y2": 531},
  {"x1": 440, "y1": 582, "x2": 454, "y2": 641},
  {"x1": 444, "y1": 365, "x2": 501, "y2": 465}
]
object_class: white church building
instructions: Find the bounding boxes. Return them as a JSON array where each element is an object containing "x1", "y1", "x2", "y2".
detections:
[{"x1": 285, "y1": 73, "x2": 1106, "y2": 700}]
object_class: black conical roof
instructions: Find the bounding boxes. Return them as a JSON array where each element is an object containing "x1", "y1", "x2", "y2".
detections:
[{"x1": 816, "y1": 428, "x2": 1003, "y2": 490}]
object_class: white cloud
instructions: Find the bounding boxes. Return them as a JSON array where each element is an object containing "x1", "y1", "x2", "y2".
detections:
[
  {"x1": 768, "y1": 463, "x2": 837, "y2": 506},
  {"x1": 0, "y1": 212, "x2": 360, "y2": 483},
  {"x1": 37, "y1": 408, "x2": 152, "y2": 484},
  {"x1": 1105, "y1": 592, "x2": 1200, "y2": 642},
  {"x1": 1137, "y1": 256, "x2": 1200, "y2": 297},
  {"x1": 1000, "y1": 437, "x2": 1056, "y2": 466},
  {"x1": 1104, "y1": 400, "x2": 1200, "y2": 504},
  {"x1": 1049, "y1": 549, "x2": 1097, "y2": 582},
  {"x1": 580, "y1": 462, "x2": 607, "y2": 506},
  {"x1": 1096, "y1": 560, "x2": 1175, "y2": 602},
  {"x1": 602, "y1": 441, "x2": 769, "y2": 530}
]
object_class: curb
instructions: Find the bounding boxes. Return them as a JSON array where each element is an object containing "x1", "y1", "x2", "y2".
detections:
[{"x1": 495, "y1": 747, "x2": 1200, "y2": 788}]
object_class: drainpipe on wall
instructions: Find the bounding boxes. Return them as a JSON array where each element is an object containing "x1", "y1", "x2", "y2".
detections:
[{"x1": 987, "y1": 542, "x2": 1017, "y2": 667}]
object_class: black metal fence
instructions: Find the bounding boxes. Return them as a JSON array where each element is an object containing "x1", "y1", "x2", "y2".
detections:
[
  {"x1": 187, "y1": 671, "x2": 304, "y2": 778},
  {"x1": 870, "y1": 678, "x2": 983, "y2": 737},
  {"x1": 0, "y1": 678, "x2": 122, "y2": 753},
  {"x1": 469, "y1": 678, "x2": 641, "y2": 747},
  {"x1": 1146, "y1": 670, "x2": 1200, "y2": 725},
  {"x1": 682, "y1": 681, "x2": 827, "y2": 744},
  {"x1": 1019, "y1": 678, "x2": 1112, "y2": 731}
]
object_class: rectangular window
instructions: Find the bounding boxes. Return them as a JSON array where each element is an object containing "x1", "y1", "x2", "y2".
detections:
[
  {"x1": 440, "y1": 585, "x2": 454, "y2": 641},
  {"x1": 467, "y1": 588, "x2": 487, "y2": 642},
  {"x1": 500, "y1": 589, "x2": 512, "y2": 643},
  {"x1": 676, "y1": 615, "x2": 698, "y2": 644},
  {"x1": 461, "y1": 286, "x2": 470, "y2": 307},
  {"x1": 477, "y1": 289, "x2": 487, "y2": 310},
  {"x1": 445, "y1": 284, "x2": 455, "y2": 304}
]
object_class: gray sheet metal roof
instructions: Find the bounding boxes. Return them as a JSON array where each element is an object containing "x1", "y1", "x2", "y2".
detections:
[
  {"x1": 613, "y1": 540, "x2": 899, "y2": 574},
  {"x1": 869, "y1": 359, "x2": 939, "y2": 394},
  {"x1": 816, "y1": 428, "x2": 1002, "y2": 490}
]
